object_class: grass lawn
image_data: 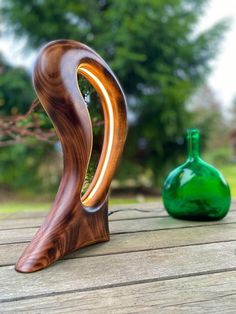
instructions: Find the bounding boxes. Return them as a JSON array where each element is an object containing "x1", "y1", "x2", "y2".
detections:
[
  {"x1": 218, "y1": 163, "x2": 236, "y2": 198},
  {"x1": 0, "y1": 202, "x2": 51, "y2": 214},
  {"x1": 0, "y1": 163, "x2": 235, "y2": 214}
]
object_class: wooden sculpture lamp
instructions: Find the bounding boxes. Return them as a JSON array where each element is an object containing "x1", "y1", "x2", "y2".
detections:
[{"x1": 15, "y1": 40, "x2": 127, "y2": 273}]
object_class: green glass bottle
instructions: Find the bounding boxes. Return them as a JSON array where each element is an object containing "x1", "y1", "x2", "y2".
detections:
[{"x1": 162, "y1": 128, "x2": 231, "y2": 221}]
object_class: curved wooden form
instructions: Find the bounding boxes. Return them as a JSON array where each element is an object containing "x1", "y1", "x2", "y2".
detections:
[{"x1": 15, "y1": 40, "x2": 127, "y2": 273}]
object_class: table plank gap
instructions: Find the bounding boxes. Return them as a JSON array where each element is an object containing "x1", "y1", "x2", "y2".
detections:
[
  {"x1": 1, "y1": 211, "x2": 236, "y2": 244},
  {"x1": 1, "y1": 241, "x2": 236, "y2": 301},
  {"x1": 1, "y1": 270, "x2": 236, "y2": 313},
  {"x1": 1, "y1": 223, "x2": 236, "y2": 266}
]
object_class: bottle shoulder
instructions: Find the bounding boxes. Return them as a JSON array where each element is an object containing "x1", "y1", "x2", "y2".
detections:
[
  {"x1": 170, "y1": 158, "x2": 220, "y2": 175},
  {"x1": 163, "y1": 158, "x2": 229, "y2": 189}
]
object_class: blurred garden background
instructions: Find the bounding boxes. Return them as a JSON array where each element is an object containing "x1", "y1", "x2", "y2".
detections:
[{"x1": 1, "y1": 0, "x2": 236, "y2": 212}]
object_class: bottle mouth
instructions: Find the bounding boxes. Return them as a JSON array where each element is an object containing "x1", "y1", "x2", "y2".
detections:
[{"x1": 187, "y1": 128, "x2": 200, "y2": 139}]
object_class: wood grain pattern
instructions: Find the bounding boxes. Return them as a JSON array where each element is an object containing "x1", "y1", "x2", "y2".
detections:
[
  {"x1": 1, "y1": 223, "x2": 236, "y2": 267},
  {"x1": 3, "y1": 241, "x2": 236, "y2": 301},
  {"x1": 4, "y1": 211, "x2": 236, "y2": 245},
  {"x1": 0, "y1": 202, "x2": 165, "y2": 223},
  {"x1": 15, "y1": 40, "x2": 127, "y2": 273},
  {"x1": 1, "y1": 271, "x2": 236, "y2": 313},
  {"x1": 1, "y1": 202, "x2": 236, "y2": 313}
]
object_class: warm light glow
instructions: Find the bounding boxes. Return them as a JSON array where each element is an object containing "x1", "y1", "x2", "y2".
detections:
[{"x1": 78, "y1": 66, "x2": 114, "y2": 203}]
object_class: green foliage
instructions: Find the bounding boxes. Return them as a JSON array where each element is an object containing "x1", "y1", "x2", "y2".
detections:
[
  {"x1": 0, "y1": 57, "x2": 41, "y2": 192},
  {"x1": 187, "y1": 85, "x2": 230, "y2": 156},
  {"x1": 0, "y1": 55, "x2": 34, "y2": 115},
  {"x1": 203, "y1": 147, "x2": 232, "y2": 165},
  {"x1": 0, "y1": 0, "x2": 228, "y2": 188},
  {"x1": 0, "y1": 143, "x2": 52, "y2": 191}
]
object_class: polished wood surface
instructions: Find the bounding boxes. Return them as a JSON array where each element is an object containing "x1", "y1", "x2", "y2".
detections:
[{"x1": 15, "y1": 40, "x2": 127, "y2": 273}]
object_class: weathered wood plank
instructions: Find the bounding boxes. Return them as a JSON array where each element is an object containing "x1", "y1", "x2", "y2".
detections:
[
  {"x1": 1, "y1": 211, "x2": 236, "y2": 245},
  {"x1": 1, "y1": 201, "x2": 235, "y2": 229},
  {"x1": 1, "y1": 271, "x2": 236, "y2": 313},
  {"x1": 1, "y1": 199, "x2": 236, "y2": 221},
  {"x1": 1, "y1": 223, "x2": 236, "y2": 267},
  {"x1": 0, "y1": 209, "x2": 166, "y2": 230},
  {"x1": 1, "y1": 241, "x2": 236, "y2": 301},
  {"x1": 0, "y1": 203, "x2": 167, "y2": 224}
]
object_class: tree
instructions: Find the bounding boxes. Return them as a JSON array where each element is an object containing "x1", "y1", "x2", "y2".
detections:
[
  {"x1": 0, "y1": 0, "x2": 228, "y2": 186},
  {"x1": 230, "y1": 96, "x2": 236, "y2": 128},
  {"x1": 188, "y1": 85, "x2": 229, "y2": 152},
  {"x1": 0, "y1": 54, "x2": 34, "y2": 116},
  {"x1": 0, "y1": 55, "x2": 53, "y2": 192}
]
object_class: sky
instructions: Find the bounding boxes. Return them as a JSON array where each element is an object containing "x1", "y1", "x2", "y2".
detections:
[
  {"x1": 0, "y1": 0, "x2": 236, "y2": 110},
  {"x1": 197, "y1": 0, "x2": 236, "y2": 110}
]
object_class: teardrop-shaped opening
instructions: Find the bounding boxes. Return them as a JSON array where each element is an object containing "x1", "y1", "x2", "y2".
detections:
[
  {"x1": 77, "y1": 74, "x2": 104, "y2": 202},
  {"x1": 77, "y1": 62, "x2": 116, "y2": 210}
]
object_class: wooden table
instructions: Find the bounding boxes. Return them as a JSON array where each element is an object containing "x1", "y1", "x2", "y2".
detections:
[{"x1": 1, "y1": 201, "x2": 236, "y2": 313}]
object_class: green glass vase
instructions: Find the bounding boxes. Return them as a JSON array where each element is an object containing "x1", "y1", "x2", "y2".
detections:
[{"x1": 162, "y1": 128, "x2": 231, "y2": 221}]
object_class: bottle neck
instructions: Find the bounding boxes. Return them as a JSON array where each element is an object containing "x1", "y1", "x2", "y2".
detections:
[{"x1": 186, "y1": 128, "x2": 200, "y2": 161}]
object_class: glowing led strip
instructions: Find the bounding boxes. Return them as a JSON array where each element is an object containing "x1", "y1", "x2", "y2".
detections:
[{"x1": 78, "y1": 67, "x2": 114, "y2": 201}]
